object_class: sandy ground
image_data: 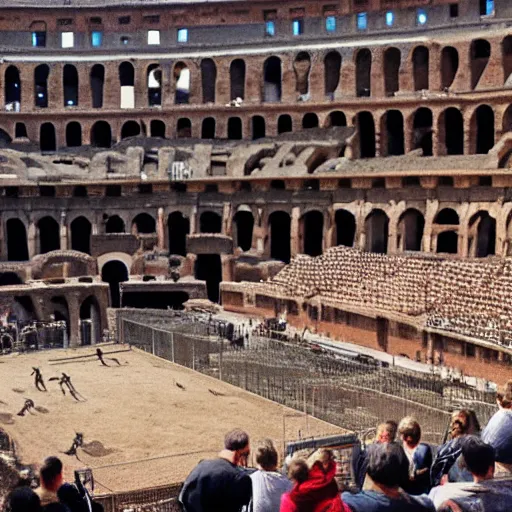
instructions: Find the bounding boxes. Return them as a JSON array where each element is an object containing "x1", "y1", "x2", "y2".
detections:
[{"x1": 0, "y1": 346, "x2": 345, "y2": 493}]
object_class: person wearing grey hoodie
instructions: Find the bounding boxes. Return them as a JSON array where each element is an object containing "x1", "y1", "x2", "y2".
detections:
[{"x1": 250, "y1": 439, "x2": 292, "y2": 512}]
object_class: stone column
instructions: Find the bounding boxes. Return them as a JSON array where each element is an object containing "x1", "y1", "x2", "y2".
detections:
[
  {"x1": 290, "y1": 206, "x2": 300, "y2": 258},
  {"x1": 157, "y1": 207, "x2": 165, "y2": 249},
  {"x1": 48, "y1": 63, "x2": 63, "y2": 111},
  {"x1": 67, "y1": 294, "x2": 80, "y2": 348},
  {"x1": 28, "y1": 219, "x2": 37, "y2": 258},
  {"x1": 190, "y1": 206, "x2": 197, "y2": 234},
  {"x1": 60, "y1": 211, "x2": 68, "y2": 250},
  {"x1": 281, "y1": 54, "x2": 296, "y2": 103},
  {"x1": 216, "y1": 58, "x2": 231, "y2": 105}
]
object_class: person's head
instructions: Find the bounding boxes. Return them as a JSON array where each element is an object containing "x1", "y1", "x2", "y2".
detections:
[
  {"x1": 307, "y1": 448, "x2": 335, "y2": 471},
  {"x1": 450, "y1": 409, "x2": 481, "y2": 439},
  {"x1": 398, "y1": 417, "x2": 421, "y2": 448},
  {"x1": 4, "y1": 487, "x2": 42, "y2": 512},
  {"x1": 39, "y1": 457, "x2": 63, "y2": 491},
  {"x1": 461, "y1": 436, "x2": 495, "y2": 481},
  {"x1": 497, "y1": 380, "x2": 512, "y2": 409},
  {"x1": 287, "y1": 458, "x2": 309, "y2": 484},
  {"x1": 367, "y1": 443, "x2": 409, "y2": 489},
  {"x1": 376, "y1": 421, "x2": 398, "y2": 443},
  {"x1": 224, "y1": 429, "x2": 250, "y2": 466},
  {"x1": 254, "y1": 439, "x2": 278, "y2": 471}
]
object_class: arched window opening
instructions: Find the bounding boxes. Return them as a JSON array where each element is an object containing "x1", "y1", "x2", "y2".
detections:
[
  {"x1": 468, "y1": 211, "x2": 496, "y2": 258},
  {"x1": 324, "y1": 51, "x2": 341, "y2": 99},
  {"x1": 37, "y1": 216, "x2": 60, "y2": 254},
  {"x1": 440, "y1": 108, "x2": 463, "y2": 155},
  {"x1": 121, "y1": 120, "x2": 141, "y2": 140},
  {"x1": 168, "y1": 212, "x2": 189, "y2": 256},
  {"x1": 278, "y1": 115, "x2": 292, "y2": 134},
  {"x1": 70, "y1": 216, "x2": 91, "y2": 254},
  {"x1": 437, "y1": 231, "x2": 458, "y2": 254},
  {"x1": 228, "y1": 117, "x2": 242, "y2": 140},
  {"x1": 435, "y1": 208, "x2": 459, "y2": 225},
  {"x1": 472, "y1": 105, "x2": 494, "y2": 154},
  {"x1": 105, "y1": 215, "x2": 125, "y2": 233},
  {"x1": 504, "y1": 36, "x2": 512, "y2": 86},
  {"x1": 40, "y1": 123, "x2": 56, "y2": 152},
  {"x1": 6, "y1": 218, "x2": 28, "y2": 261},
  {"x1": 202, "y1": 117, "x2": 216, "y2": 139},
  {"x1": 200, "y1": 211, "x2": 222, "y2": 233},
  {"x1": 263, "y1": 57, "x2": 282, "y2": 103},
  {"x1": 252, "y1": 116, "x2": 266, "y2": 140},
  {"x1": 441, "y1": 47, "x2": 459, "y2": 89},
  {"x1": 294, "y1": 52, "x2": 311, "y2": 97},
  {"x1": 470, "y1": 39, "x2": 491, "y2": 90},
  {"x1": 326, "y1": 111, "x2": 346, "y2": 128},
  {"x1": 15, "y1": 123, "x2": 27, "y2": 139},
  {"x1": 101, "y1": 260, "x2": 128, "y2": 308},
  {"x1": 0, "y1": 273, "x2": 23, "y2": 286},
  {"x1": 302, "y1": 113, "x2": 319, "y2": 129},
  {"x1": 66, "y1": 122, "x2": 82, "y2": 147},
  {"x1": 382, "y1": 110, "x2": 404, "y2": 156},
  {"x1": 398, "y1": 209, "x2": 424, "y2": 252},
  {"x1": 50, "y1": 297, "x2": 69, "y2": 337},
  {"x1": 201, "y1": 58, "x2": 216, "y2": 103},
  {"x1": 73, "y1": 186, "x2": 87, "y2": 197},
  {"x1": 132, "y1": 213, "x2": 156, "y2": 234},
  {"x1": 301, "y1": 211, "x2": 323, "y2": 257},
  {"x1": 412, "y1": 46, "x2": 429, "y2": 91},
  {"x1": 384, "y1": 47, "x2": 401, "y2": 96},
  {"x1": 119, "y1": 61, "x2": 135, "y2": 108},
  {"x1": 503, "y1": 105, "x2": 512, "y2": 134},
  {"x1": 90, "y1": 64, "x2": 105, "y2": 108},
  {"x1": 412, "y1": 108, "x2": 433, "y2": 156},
  {"x1": 91, "y1": 121, "x2": 112, "y2": 148},
  {"x1": 34, "y1": 64, "x2": 49, "y2": 108},
  {"x1": 150, "y1": 120, "x2": 165, "y2": 138},
  {"x1": 357, "y1": 112, "x2": 375, "y2": 158},
  {"x1": 195, "y1": 255, "x2": 222, "y2": 303},
  {"x1": 230, "y1": 59, "x2": 246, "y2": 101},
  {"x1": 335, "y1": 210, "x2": 356, "y2": 247},
  {"x1": 177, "y1": 118, "x2": 192, "y2": 138},
  {"x1": 5, "y1": 66, "x2": 21, "y2": 110},
  {"x1": 233, "y1": 210, "x2": 254, "y2": 252},
  {"x1": 365, "y1": 210, "x2": 389, "y2": 254},
  {"x1": 174, "y1": 62, "x2": 190, "y2": 104},
  {"x1": 63, "y1": 64, "x2": 79, "y2": 107},
  {"x1": 147, "y1": 64, "x2": 162, "y2": 106},
  {"x1": 355, "y1": 49, "x2": 371, "y2": 97},
  {"x1": 269, "y1": 211, "x2": 291, "y2": 263}
]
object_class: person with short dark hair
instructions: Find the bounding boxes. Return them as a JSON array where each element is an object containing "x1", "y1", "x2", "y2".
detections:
[
  {"x1": 4, "y1": 487, "x2": 42, "y2": 512},
  {"x1": 250, "y1": 439, "x2": 292, "y2": 512},
  {"x1": 429, "y1": 437, "x2": 496, "y2": 510},
  {"x1": 179, "y1": 429, "x2": 252, "y2": 512},
  {"x1": 342, "y1": 443, "x2": 435, "y2": 512},
  {"x1": 36, "y1": 457, "x2": 64, "y2": 508}
]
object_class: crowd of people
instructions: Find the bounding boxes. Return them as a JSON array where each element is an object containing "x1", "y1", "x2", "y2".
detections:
[{"x1": 3, "y1": 380, "x2": 512, "y2": 512}]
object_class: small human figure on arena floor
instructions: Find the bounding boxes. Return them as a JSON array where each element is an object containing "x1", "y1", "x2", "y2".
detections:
[
  {"x1": 31, "y1": 367, "x2": 47, "y2": 392},
  {"x1": 17, "y1": 398, "x2": 35, "y2": 416},
  {"x1": 64, "y1": 432, "x2": 84, "y2": 457},
  {"x1": 50, "y1": 373, "x2": 81, "y2": 401},
  {"x1": 96, "y1": 347, "x2": 121, "y2": 366}
]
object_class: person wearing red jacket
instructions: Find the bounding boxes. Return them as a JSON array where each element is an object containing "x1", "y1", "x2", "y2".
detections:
[{"x1": 280, "y1": 450, "x2": 351, "y2": 512}]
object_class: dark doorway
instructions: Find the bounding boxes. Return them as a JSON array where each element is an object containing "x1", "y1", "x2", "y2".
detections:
[
  {"x1": 34, "y1": 64, "x2": 49, "y2": 108},
  {"x1": 383, "y1": 110, "x2": 404, "y2": 156},
  {"x1": 356, "y1": 49, "x2": 371, "y2": 97},
  {"x1": 365, "y1": 210, "x2": 389, "y2": 253},
  {"x1": 412, "y1": 108, "x2": 433, "y2": 156},
  {"x1": 470, "y1": 39, "x2": 491, "y2": 90},
  {"x1": 441, "y1": 108, "x2": 464, "y2": 155},
  {"x1": 335, "y1": 210, "x2": 356, "y2": 247},
  {"x1": 233, "y1": 210, "x2": 254, "y2": 252},
  {"x1": 123, "y1": 291, "x2": 189, "y2": 310},
  {"x1": 278, "y1": 115, "x2": 292, "y2": 134},
  {"x1": 79, "y1": 296, "x2": 101, "y2": 345},
  {"x1": 230, "y1": 59, "x2": 246, "y2": 100},
  {"x1": 195, "y1": 255, "x2": 222, "y2": 303},
  {"x1": 269, "y1": 211, "x2": 291, "y2": 263},
  {"x1": 384, "y1": 47, "x2": 400, "y2": 96},
  {"x1": 15, "y1": 123, "x2": 27, "y2": 138},
  {"x1": 91, "y1": 121, "x2": 112, "y2": 148},
  {"x1": 252, "y1": 116, "x2": 265, "y2": 140},
  {"x1": 357, "y1": 112, "x2": 376, "y2": 158},
  {"x1": 119, "y1": 61, "x2": 135, "y2": 86},
  {"x1": 121, "y1": 120, "x2": 141, "y2": 139},
  {"x1": 71, "y1": 216, "x2": 91, "y2": 254},
  {"x1": 40, "y1": 123, "x2": 56, "y2": 152},
  {"x1": 150, "y1": 120, "x2": 165, "y2": 138},
  {"x1": 132, "y1": 213, "x2": 156, "y2": 234},
  {"x1": 441, "y1": 47, "x2": 459, "y2": 89},
  {"x1": 302, "y1": 211, "x2": 323, "y2": 256},
  {"x1": 413, "y1": 46, "x2": 429, "y2": 90},
  {"x1": 435, "y1": 208, "x2": 459, "y2": 225},
  {"x1": 200, "y1": 211, "x2": 222, "y2": 233},
  {"x1": 168, "y1": 211, "x2": 189, "y2": 256},
  {"x1": 106, "y1": 215, "x2": 125, "y2": 233},
  {"x1": 66, "y1": 122, "x2": 82, "y2": 147},
  {"x1": 294, "y1": 52, "x2": 311, "y2": 96},
  {"x1": 327, "y1": 111, "x2": 346, "y2": 127},
  {"x1": 302, "y1": 113, "x2": 319, "y2": 129},
  {"x1": 202, "y1": 117, "x2": 216, "y2": 139},
  {"x1": 0, "y1": 272, "x2": 23, "y2": 286},
  {"x1": 263, "y1": 57, "x2": 282, "y2": 102},
  {"x1": 63, "y1": 64, "x2": 79, "y2": 107},
  {"x1": 174, "y1": 62, "x2": 190, "y2": 104},
  {"x1": 90, "y1": 64, "x2": 105, "y2": 108},
  {"x1": 437, "y1": 231, "x2": 458, "y2": 254},
  {"x1": 37, "y1": 216, "x2": 60, "y2": 254},
  {"x1": 177, "y1": 118, "x2": 191, "y2": 138},
  {"x1": 228, "y1": 117, "x2": 242, "y2": 140},
  {"x1": 473, "y1": 105, "x2": 494, "y2": 154},
  {"x1": 469, "y1": 212, "x2": 496, "y2": 257},
  {"x1": 101, "y1": 260, "x2": 128, "y2": 308},
  {"x1": 5, "y1": 66, "x2": 21, "y2": 108},
  {"x1": 324, "y1": 51, "x2": 341, "y2": 98},
  {"x1": 398, "y1": 209, "x2": 424, "y2": 251},
  {"x1": 201, "y1": 58, "x2": 216, "y2": 103},
  {"x1": 6, "y1": 218, "x2": 29, "y2": 261}
]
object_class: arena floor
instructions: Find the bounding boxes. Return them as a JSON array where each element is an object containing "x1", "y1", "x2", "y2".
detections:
[{"x1": 0, "y1": 346, "x2": 345, "y2": 493}]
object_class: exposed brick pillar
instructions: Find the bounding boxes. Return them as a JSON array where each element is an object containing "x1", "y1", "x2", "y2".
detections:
[
  {"x1": 19, "y1": 65, "x2": 34, "y2": 113},
  {"x1": 103, "y1": 61, "x2": 120, "y2": 110},
  {"x1": 340, "y1": 53, "x2": 355, "y2": 96},
  {"x1": 281, "y1": 54, "x2": 296, "y2": 103},
  {"x1": 77, "y1": 65, "x2": 91, "y2": 110},
  {"x1": 28, "y1": 219, "x2": 36, "y2": 259},
  {"x1": 68, "y1": 294, "x2": 80, "y2": 347},
  {"x1": 134, "y1": 62, "x2": 147, "y2": 109},
  {"x1": 48, "y1": 63, "x2": 63, "y2": 110},
  {"x1": 216, "y1": 59, "x2": 230, "y2": 106},
  {"x1": 245, "y1": 56, "x2": 263, "y2": 104}
]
